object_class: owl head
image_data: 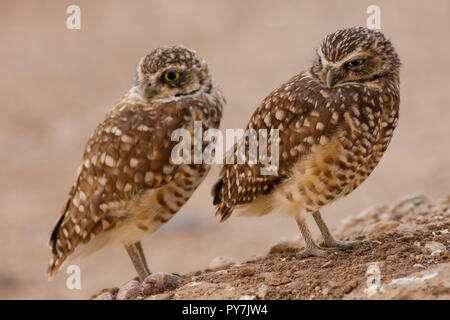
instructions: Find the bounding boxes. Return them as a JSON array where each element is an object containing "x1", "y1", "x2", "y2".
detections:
[
  {"x1": 135, "y1": 45, "x2": 212, "y2": 101},
  {"x1": 312, "y1": 27, "x2": 401, "y2": 88}
]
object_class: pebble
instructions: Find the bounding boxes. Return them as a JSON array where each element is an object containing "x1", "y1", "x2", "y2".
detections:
[
  {"x1": 240, "y1": 267, "x2": 255, "y2": 277},
  {"x1": 430, "y1": 250, "x2": 442, "y2": 257},
  {"x1": 142, "y1": 272, "x2": 183, "y2": 296},
  {"x1": 116, "y1": 280, "x2": 143, "y2": 300},
  {"x1": 209, "y1": 256, "x2": 236, "y2": 269},
  {"x1": 255, "y1": 284, "x2": 269, "y2": 299},
  {"x1": 321, "y1": 260, "x2": 334, "y2": 268},
  {"x1": 258, "y1": 284, "x2": 269, "y2": 293},
  {"x1": 93, "y1": 291, "x2": 114, "y2": 300},
  {"x1": 415, "y1": 254, "x2": 425, "y2": 263},
  {"x1": 342, "y1": 279, "x2": 358, "y2": 294},
  {"x1": 269, "y1": 242, "x2": 299, "y2": 255},
  {"x1": 144, "y1": 293, "x2": 170, "y2": 300},
  {"x1": 424, "y1": 241, "x2": 446, "y2": 254}
]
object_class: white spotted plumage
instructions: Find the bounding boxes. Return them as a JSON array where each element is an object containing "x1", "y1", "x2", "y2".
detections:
[
  {"x1": 213, "y1": 27, "x2": 401, "y2": 257},
  {"x1": 47, "y1": 45, "x2": 225, "y2": 279}
]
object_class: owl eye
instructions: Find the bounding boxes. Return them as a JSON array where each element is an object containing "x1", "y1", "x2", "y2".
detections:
[
  {"x1": 347, "y1": 59, "x2": 365, "y2": 67},
  {"x1": 163, "y1": 70, "x2": 181, "y2": 82}
]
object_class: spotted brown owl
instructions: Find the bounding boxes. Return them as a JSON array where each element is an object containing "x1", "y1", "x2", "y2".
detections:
[
  {"x1": 47, "y1": 45, "x2": 225, "y2": 281},
  {"x1": 213, "y1": 27, "x2": 400, "y2": 257}
]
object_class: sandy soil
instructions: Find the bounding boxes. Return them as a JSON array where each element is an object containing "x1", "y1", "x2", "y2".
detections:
[
  {"x1": 93, "y1": 194, "x2": 449, "y2": 300},
  {"x1": 0, "y1": 1, "x2": 449, "y2": 299}
]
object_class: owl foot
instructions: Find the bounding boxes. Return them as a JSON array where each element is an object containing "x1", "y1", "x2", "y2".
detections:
[
  {"x1": 296, "y1": 244, "x2": 329, "y2": 259},
  {"x1": 319, "y1": 239, "x2": 358, "y2": 251}
]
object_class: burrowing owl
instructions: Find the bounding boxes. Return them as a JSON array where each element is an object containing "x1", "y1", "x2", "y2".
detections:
[
  {"x1": 47, "y1": 45, "x2": 224, "y2": 281},
  {"x1": 213, "y1": 27, "x2": 400, "y2": 257}
]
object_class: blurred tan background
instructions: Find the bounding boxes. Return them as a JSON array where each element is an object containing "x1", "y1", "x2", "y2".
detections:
[{"x1": 0, "y1": 0, "x2": 449, "y2": 299}]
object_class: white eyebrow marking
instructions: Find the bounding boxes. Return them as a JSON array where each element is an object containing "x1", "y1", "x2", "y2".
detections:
[
  {"x1": 340, "y1": 51, "x2": 364, "y2": 63},
  {"x1": 318, "y1": 48, "x2": 365, "y2": 68}
]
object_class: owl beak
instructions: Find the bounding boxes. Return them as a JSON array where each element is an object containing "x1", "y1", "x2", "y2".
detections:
[
  {"x1": 143, "y1": 80, "x2": 157, "y2": 99},
  {"x1": 326, "y1": 69, "x2": 337, "y2": 88}
]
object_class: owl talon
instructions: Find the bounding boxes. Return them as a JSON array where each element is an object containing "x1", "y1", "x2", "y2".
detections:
[
  {"x1": 296, "y1": 245, "x2": 329, "y2": 259},
  {"x1": 319, "y1": 240, "x2": 358, "y2": 250}
]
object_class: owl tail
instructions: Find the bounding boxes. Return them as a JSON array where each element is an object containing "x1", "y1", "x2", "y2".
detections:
[
  {"x1": 46, "y1": 199, "x2": 72, "y2": 280},
  {"x1": 212, "y1": 179, "x2": 223, "y2": 205},
  {"x1": 211, "y1": 179, "x2": 234, "y2": 222},
  {"x1": 46, "y1": 255, "x2": 68, "y2": 280}
]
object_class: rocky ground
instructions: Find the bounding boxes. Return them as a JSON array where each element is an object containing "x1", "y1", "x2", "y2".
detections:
[{"x1": 92, "y1": 194, "x2": 450, "y2": 300}]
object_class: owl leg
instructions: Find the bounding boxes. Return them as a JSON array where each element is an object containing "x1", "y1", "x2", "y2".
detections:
[
  {"x1": 295, "y1": 214, "x2": 328, "y2": 258},
  {"x1": 312, "y1": 211, "x2": 354, "y2": 250},
  {"x1": 125, "y1": 241, "x2": 151, "y2": 282}
]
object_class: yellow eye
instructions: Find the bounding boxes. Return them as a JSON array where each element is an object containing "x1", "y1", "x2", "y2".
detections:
[
  {"x1": 347, "y1": 59, "x2": 365, "y2": 67},
  {"x1": 163, "y1": 71, "x2": 181, "y2": 82}
]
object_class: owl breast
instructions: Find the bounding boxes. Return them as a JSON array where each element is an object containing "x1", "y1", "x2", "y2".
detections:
[
  {"x1": 106, "y1": 163, "x2": 210, "y2": 245},
  {"x1": 272, "y1": 81, "x2": 399, "y2": 217},
  {"x1": 107, "y1": 98, "x2": 222, "y2": 244}
]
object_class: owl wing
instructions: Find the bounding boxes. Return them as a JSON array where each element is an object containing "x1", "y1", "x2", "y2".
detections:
[
  {"x1": 213, "y1": 72, "x2": 368, "y2": 221},
  {"x1": 47, "y1": 96, "x2": 213, "y2": 277}
]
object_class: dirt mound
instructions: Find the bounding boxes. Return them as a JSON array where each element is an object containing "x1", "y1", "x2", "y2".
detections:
[{"x1": 92, "y1": 194, "x2": 450, "y2": 300}]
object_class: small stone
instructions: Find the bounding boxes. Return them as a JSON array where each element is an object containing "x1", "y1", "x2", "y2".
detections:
[
  {"x1": 413, "y1": 263, "x2": 426, "y2": 269},
  {"x1": 142, "y1": 272, "x2": 183, "y2": 296},
  {"x1": 255, "y1": 292, "x2": 266, "y2": 299},
  {"x1": 116, "y1": 280, "x2": 143, "y2": 300},
  {"x1": 424, "y1": 241, "x2": 446, "y2": 254},
  {"x1": 269, "y1": 242, "x2": 300, "y2": 255},
  {"x1": 415, "y1": 254, "x2": 425, "y2": 263},
  {"x1": 268, "y1": 276, "x2": 291, "y2": 286},
  {"x1": 430, "y1": 250, "x2": 442, "y2": 257},
  {"x1": 239, "y1": 295, "x2": 255, "y2": 300},
  {"x1": 258, "y1": 284, "x2": 269, "y2": 293},
  {"x1": 342, "y1": 279, "x2": 358, "y2": 294},
  {"x1": 321, "y1": 260, "x2": 334, "y2": 268},
  {"x1": 372, "y1": 221, "x2": 400, "y2": 234},
  {"x1": 144, "y1": 293, "x2": 170, "y2": 300},
  {"x1": 255, "y1": 285, "x2": 269, "y2": 300},
  {"x1": 240, "y1": 267, "x2": 255, "y2": 277},
  {"x1": 209, "y1": 256, "x2": 236, "y2": 270},
  {"x1": 93, "y1": 292, "x2": 113, "y2": 300},
  {"x1": 215, "y1": 270, "x2": 228, "y2": 275}
]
